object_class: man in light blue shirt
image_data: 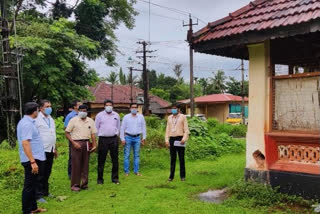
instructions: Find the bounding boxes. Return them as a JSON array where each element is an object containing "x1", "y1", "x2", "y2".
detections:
[
  {"x1": 17, "y1": 102, "x2": 47, "y2": 214},
  {"x1": 120, "y1": 103, "x2": 146, "y2": 176},
  {"x1": 64, "y1": 100, "x2": 82, "y2": 179}
]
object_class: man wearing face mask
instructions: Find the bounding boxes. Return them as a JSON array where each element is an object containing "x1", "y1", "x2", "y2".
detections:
[
  {"x1": 95, "y1": 99, "x2": 120, "y2": 185},
  {"x1": 65, "y1": 105, "x2": 97, "y2": 191},
  {"x1": 120, "y1": 103, "x2": 146, "y2": 176},
  {"x1": 35, "y1": 100, "x2": 57, "y2": 202},
  {"x1": 165, "y1": 103, "x2": 189, "y2": 182},
  {"x1": 64, "y1": 100, "x2": 82, "y2": 179},
  {"x1": 17, "y1": 102, "x2": 47, "y2": 214}
]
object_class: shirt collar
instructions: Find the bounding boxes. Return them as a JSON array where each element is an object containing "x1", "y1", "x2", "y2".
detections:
[
  {"x1": 24, "y1": 115, "x2": 36, "y2": 123},
  {"x1": 77, "y1": 116, "x2": 89, "y2": 122},
  {"x1": 104, "y1": 111, "x2": 114, "y2": 116},
  {"x1": 39, "y1": 111, "x2": 48, "y2": 119}
]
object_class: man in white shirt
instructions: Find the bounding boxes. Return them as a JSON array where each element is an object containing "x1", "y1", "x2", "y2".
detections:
[
  {"x1": 120, "y1": 103, "x2": 146, "y2": 176},
  {"x1": 35, "y1": 99, "x2": 57, "y2": 200}
]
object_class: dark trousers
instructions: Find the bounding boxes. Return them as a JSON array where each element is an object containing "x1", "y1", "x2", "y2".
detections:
[
  {"x1": 98, "y1": 136, "x2": 119, "y2": 183},
  {"x1": 42, "y1": 151, "x2": 54, "y2": 196},
  {"x1": 68, "y1": 141, "x2": 72, "y2": 179},
  {"x1": 169, "y1": 136, "x2": 186, "y2": 179},
  {"x1": 22, "y1": 160, "x2": 44, "y2": 214},
  {"x1": 71, "y1": 140, "x2": 90, "y2": 189}
]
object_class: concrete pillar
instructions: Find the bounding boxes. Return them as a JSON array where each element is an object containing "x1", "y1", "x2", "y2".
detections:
[{"x1": 246, "y1": 41, "x2": 270, "y2": 170}]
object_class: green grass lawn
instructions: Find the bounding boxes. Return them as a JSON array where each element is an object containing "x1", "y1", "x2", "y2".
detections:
[{"x1": 0, "y1": 143, "x2": 310, "y2": 214}]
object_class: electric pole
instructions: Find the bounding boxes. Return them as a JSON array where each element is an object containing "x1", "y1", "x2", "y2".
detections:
[
  {"x1": 137, "y1": 41, "x2": 156, "y2": 116},
  {"x1": 0, "y1": 0, "x2": 23, "y2": 147},
  {"x1": 184, "y1": 14, "x2": 198, "y2": 117},
  {"x1": 241, "y1": 59, "x2": 245, "y2": 124}
]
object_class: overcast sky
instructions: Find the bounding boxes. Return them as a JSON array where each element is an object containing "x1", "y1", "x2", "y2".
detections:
[{"x1": 88, "y1": 0, "x2": 251, "y2": 81}]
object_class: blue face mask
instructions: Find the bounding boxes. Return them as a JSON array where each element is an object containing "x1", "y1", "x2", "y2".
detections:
[
  {"x1": 131, "y1": 109, "x2": 137, "y2": 114},
  {"x1": 171, "y1": 109, "x2": 178, "y2": 115},
  {"x1": 44, "y1": 107, "x2": 52, "y2": 115}
]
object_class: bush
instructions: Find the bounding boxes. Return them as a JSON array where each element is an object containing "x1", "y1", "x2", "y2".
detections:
[
  {"x1": 207, "y1": 118, "x2": 219, "y2": 128},
  {"x1": 227, "y1": 180, "x2": 313, "y2": 210},
  {"x1": 146, "y1": 127, "x2": 165, "y2": 148},
  {"x1": 230, "y1": 125, "x2": 247, "y2": 138},
  {"x1": 188, "y1": 117, "x2": 208, "y2": 137},
  {"x1": 144, "y1": 116, "x2": 165, "y2": 129},
  {"x1": 54, "y1": 116, "x2": 67, "y2": 143}
]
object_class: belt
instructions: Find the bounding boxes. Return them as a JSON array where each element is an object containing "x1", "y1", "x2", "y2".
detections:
[
  {"x1": 125, "y1": 133, "x2": 141, "y2": 138},
  {"x1": 100, "y1": 135, "x2": 117, "y2": 138},
  {"x1": 74, "y1": 139, "x2": 89, "y2": 142}
]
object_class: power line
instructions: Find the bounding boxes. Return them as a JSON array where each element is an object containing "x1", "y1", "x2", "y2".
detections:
[
  {"x1": 137, "y1": 0, "x2": 206, "y2": 24},
  {"x1": 135, "y1": 8, "x2": 183, "y2": 22}
]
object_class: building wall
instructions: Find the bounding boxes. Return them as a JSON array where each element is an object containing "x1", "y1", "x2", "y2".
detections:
[
  {"x1": 246, "y1": 41, "x2": 271, "y2": 170},
  {"x1": 187, "y1": 102, "x2": 248, "y2": 123}
]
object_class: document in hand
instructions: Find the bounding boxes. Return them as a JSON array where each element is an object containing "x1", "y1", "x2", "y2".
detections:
[{"x1": 174, "y1": 141, "x2": 186, "y2": 147}]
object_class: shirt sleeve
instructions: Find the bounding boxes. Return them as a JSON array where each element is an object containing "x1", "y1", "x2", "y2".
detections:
[
  {"x1": 182, "y1": 115, "x2": 189, "y2": 142},
  {"x1": 120, "y1": 116, "x2": 126, "y2": 141},
  {"x1": 141, "y1": 115, "x2": 147, "y2": 140},
  {"x1": 64, "y1": 114, "x2": 70, "y2": 128},
  {"x1": 65, "y1": 118, "x2": 74, "y2": 133},
  {"x1": 90, "y1": 119, "x2": 97, "y2": 134},
  {"x1": 165, "y1": 117, "x2": 170, "y2": 142},
  {"x1": 95, "y1": 113, "x2": 101, "y2": 135},
  {"x1": 116, "y1": 114, "x2": 121, "y2": 136},
  {"x1": 21, "y1": 124, "x2": 33, "y2": 141}
]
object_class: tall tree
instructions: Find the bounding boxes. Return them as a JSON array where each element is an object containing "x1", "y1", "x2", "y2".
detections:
[
  {"x1": 51, "y1": 0, "x2": 73, "y2": 19},
  {"x1": 198, "y1": 78, "x2": 209, "y2": 95},
  {"x1": 119, "y1": 67, "x2": 127, "y2": 85},
  {"x1": 106, "y1": 71, "x2": 118, "y2": 100},
  {"x1": 212, "y1": 70, "x2": 227, "y2": 93},
  {"x1": 16, "y1": 18, "x2": 100, "y2": 109},
  {"x1": 173, "y1": 64, "x2": 183, "y2": 83}
]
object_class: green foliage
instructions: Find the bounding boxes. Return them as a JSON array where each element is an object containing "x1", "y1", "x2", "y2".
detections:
[
  {"x1": 150, "y1": 88, "x2": 170, "y2": 101},
  {"x1": 187, "y1": 117, "x2": 208, "y2": 137},
  {"x1": 15, "y1": 18, "x2": 100, "y2": 109},
  {"x1": 207, "y1": 118, "x2": 219, "y2": 128},
  {"x1": 144, "y1": 116, "x2": 165, "y2": 129},
  {"x1": 227, "y1": 180, "x2": 313, "y2": 212},
  {"x1": 54, "y1": 117, "x2": 67, "y2": 143},
  {"x1": 226, "y1": 77, "x2": 249, "y2": 97},
  {"x1": 186, "y1": 117, "x2": 246, "y2": 160}
]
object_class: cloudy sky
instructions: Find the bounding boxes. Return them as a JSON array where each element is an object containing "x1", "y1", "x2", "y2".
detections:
[{"x1": 88, "y1": 0, "x2": 251, "y2": 81}]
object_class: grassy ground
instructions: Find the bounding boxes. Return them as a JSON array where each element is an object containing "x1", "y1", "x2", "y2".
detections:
[{"x1": 0, "y1": 143, "x2": 312, "y2": 214}]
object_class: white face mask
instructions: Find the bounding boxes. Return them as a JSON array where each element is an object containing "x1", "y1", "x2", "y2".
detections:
[
  {"x1": 105, "y1": 106, "x2": 113, "y2": 113},
  {"x1": 78, "y1": 111, "x2": 87, "y2": 119}
]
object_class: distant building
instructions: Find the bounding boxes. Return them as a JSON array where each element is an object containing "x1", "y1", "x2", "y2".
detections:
[
  {"x1": 178, "y1": 93, "x2": 248, "y2": 123},
  {"x1": 85, "y1": 81, "x2": 170, "y2": 118}
]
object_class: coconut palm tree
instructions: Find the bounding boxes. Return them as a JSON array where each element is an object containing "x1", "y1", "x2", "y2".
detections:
[
  {"x1": 212, "y1": 70, "x2": 227, "y2": 93},
  {"x1": 106, "y1": 71, "x2": 118, "y2": 100}
]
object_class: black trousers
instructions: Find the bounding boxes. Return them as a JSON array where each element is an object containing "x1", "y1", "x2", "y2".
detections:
[
  {"x1": 42, "y1": 151, "x2": 54, "y2": 196},
  {"x1": 97, "y1": 136, "x2": 119, "y2": 183},
  {"x1": 22, "y1": 159, "x2": 44, "y2": 214},
  {"x1": 68, "y1": 140, "x2": 72, "y2": 178},
  {"x1": 169, "y1": 136, "x2": 186, "y2": 179}
]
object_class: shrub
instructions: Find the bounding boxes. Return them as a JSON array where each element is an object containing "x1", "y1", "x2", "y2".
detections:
[
  {"x1": 227, "y1": 180, "x2": 313, "y2": 210},
  {"x1": 144, "y1": 116, "x2": 165, "y2": 129},
  {"x1": 230, "y1": 125, "x2": 247, "y2": 138},
  {"x1": 207, "y1": 118, "x2": 219, "y2": 128},
  {"x1": 188, "y1": 117, "x2": 208, "y2": 137},
  {"x1": 54, "y1": 116, "x2": 67, "y2": 143},
  {"x1": 146, "y1": 127, "x2": 165, "y2": 148}
]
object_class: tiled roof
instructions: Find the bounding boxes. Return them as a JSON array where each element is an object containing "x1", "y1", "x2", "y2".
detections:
[
  {"x1": 88, "y1": 82, "x2": 170, "y2": 108},
  {"x1": 194, "y1": 0, "x2": 320, "y2": 43},
  {"x1": 179, "y1": 93, "x2": 249, "y2": 104}
]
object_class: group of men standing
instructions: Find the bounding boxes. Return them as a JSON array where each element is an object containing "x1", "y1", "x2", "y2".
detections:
[{"x1": 17, "y1": 99, "x2": 189, "y2": 214}]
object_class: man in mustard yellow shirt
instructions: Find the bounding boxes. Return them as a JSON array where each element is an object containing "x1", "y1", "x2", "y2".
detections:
[
  {"x1": 165, "y1": 103, "x2": 189, "y2": 182},
  {"x1": 65, "y1": 105, "x2": 97, "y2": 191}
]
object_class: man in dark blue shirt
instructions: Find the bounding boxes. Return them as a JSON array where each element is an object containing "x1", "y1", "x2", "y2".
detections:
[{"x1": 64, "y1": 100, "x2": 82, "y2": 179}]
